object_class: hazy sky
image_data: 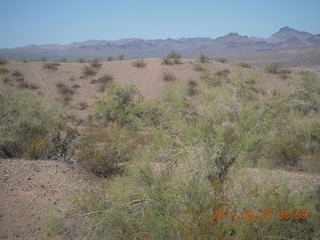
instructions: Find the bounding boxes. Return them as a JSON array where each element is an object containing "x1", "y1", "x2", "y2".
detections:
[{"x1": 1, "y1": 0, "x2": 319, "y2": 48}]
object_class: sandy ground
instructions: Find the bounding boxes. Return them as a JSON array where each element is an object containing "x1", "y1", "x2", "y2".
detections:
[{"x1": 0, "y1": 159, "x2": 101, "y2": 240}]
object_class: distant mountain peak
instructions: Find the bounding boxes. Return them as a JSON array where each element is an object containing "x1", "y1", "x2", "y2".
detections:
[{"x1": 279, "y1": 26, "x2": 296, "y2": 32}]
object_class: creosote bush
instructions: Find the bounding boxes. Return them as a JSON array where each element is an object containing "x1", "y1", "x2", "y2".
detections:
[
  {"x1": 0, "y1": 67, "x2": 9, "y2": 75},
  {"x1": 199, "y1": 53, "x2": 210, "y2": 63},
  {"x1": 43, "y1": 62, "x2": 60, "y2": 70},
  {"x1": 12, "y1": 70, "x2": 23, "y2": 77},
  {"x1": 82, "y1": 65, "x2": 96, "y2": 76},
  {"x1": 236, "y1": 62, "x2": 251, "y2": 68},
  {"x1": 132, "y1": 59, "x2": 146, "y2": 68},
  {"x1": 0, "y1": 57, "x2": 8, "y2": 65},
  {"x1": 162, "y1": 72, "x2": 176, "y2": 81},
  {"x1": 118, "y1": 54, "x2": 124, "y2": 60},
  {"x1": 90, "y1": 58, "x2": 101, "y2": 68},
  {"x1": 162, "y1": 51, "x2": 182, "y2": 65},
  {"x1": 216, "y1": 57, "x2": 228, "y2": 63},
  {"x1": 265, "y1": 62, "x2": 282, "y2": 74}
]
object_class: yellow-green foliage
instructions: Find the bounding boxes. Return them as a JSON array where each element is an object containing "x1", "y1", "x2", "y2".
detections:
[
  {"x1": 0, "y1": 81, "x2": 75, "y2": 159},
  {"x1": 51, "y1": 68, "x2": 320, "y2": 239}
]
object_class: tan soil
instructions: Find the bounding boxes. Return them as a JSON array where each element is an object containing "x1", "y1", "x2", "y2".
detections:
[{"x1": 0, "y1": 159, "x2": 102, "y2": 240}]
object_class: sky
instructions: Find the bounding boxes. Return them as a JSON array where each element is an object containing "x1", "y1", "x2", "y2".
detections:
[{"x1": 0, "y1": 0, "x2": 319, "y2": 48}]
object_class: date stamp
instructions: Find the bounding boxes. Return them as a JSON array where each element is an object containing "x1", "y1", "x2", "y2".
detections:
[{"x1": 211, "y1": 210, "x2": 308, "y2": 220}]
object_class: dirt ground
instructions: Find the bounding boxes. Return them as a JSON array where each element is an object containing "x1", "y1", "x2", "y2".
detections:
[{"x1": 0, "y1": 159, "x2": 101, "y2": 240}]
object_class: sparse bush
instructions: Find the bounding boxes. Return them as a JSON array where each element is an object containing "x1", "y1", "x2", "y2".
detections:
[
  {"x1": 0, "y1": 67, "x2": 9, "y2": 75},
  {"x1": 75, "y1": 125, "x2": 129, "y2": 177},
  {"x1": 162, "y1": 72, "x2": 176, "y2": 81},
  {"x1": 194, "y1": 63, "x2": 206, "y2": 72},
  {"x1": 132, "y1": 59, "x2": 146, "y2": 68},
  {"x1": 17, "y1": 81, "x2": 39, "y2": 90},
  {"x1": 22, "y1": 59, "x2": 28, "y2": 63},
  {"x1": 72, "y1": 84, "x2": 81, "y2": 89},
  {"x1": 214, "y1": 69, "x2": 230, "y2": 79},
  {"x1": 90, "y1": 58, "x2": 101, "y2": 68},
  {"x1": 107, "y1": 56, "x2": 113, "y2": 61},
  {"x1": 12, "y1": 70, "x2": 23, "y2": 77},
  {"x1": 82, "y1": 65, "x2": 96, "y2": 76},
  {"x1": 0, "y1": 57, "x2": 8, "y2": 65},
  {"x1": 79, "y1": 102, "x2": 88, "y2": 110},
  {"x1": 0, "y1": 82, "x2": 77, "y2": 160},
  {"x1": 43, "y1": 62, "x2": 60, "y2": 70},
  {"x1": 199, "y1": 53, "x2": 210, "y2": 63},
  {"x1": 56, "y1": 83, "x2": 75, "y2": 103},
  {"x1": 77, "y1": 58, "x2": 85, "y2": 63},
  {"x1": 59, "y1": 58, "x2": 66, "y2": 63},
  {"x1": 69, "y1": 77, "x2": 75, "y2": 82},
  {"x1": 188, "y1": 80, "x2": 198, "y2": 96},
  {"x1": 162, "y1": 51, "x2": 182, "y2": 64},
  {"x1": 216, "y1": 58, "x2": 228, "y2": 63},
  {"x1": 97, "y1": 74, "x2": 114, "y2": 92},
  {"x1": 118, "y1": 54, "x2": 124, "y2": 60},
  {"x1": 236, "y1": 62, "x2": 251, "y2": 68},
  {"x1": 41, "y1": 57, "x2": 47, "y2": 62},
  {"x1": 265, "y1": 62, "x2": 282, "y2": 74}
]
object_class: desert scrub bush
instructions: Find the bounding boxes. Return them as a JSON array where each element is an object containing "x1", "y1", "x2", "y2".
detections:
[
  {"x1": 75, "y1": 125, "x2": 130, "y2": 177},
  {"x1": 43, "y1": 62, "x2": 60, "y2": 70},
  {"x1": 0, "y1": 67, "x2": 9, "y2": 75},
  {"x1": 193, "y1": 63, "x2": 206, "y2": 72},
  {"x1": 118, "y1": 54, "x2": 124, "y2": 60},
  {"x1": 216, "y1": 57, "x2": 228, "y2": 63},
  {"x1": 0, "y1": 82, "x2": 77, "y2": 159},
  {"x1": 199, "y1": 53, "x2": 210, "y2": 63},
  {"x1": 162, "y1": 72, "x2": 176, "y2": 82},
  {"x1": 97, "y1": 74, "x2": 114, "y2": 92},
  {"x1": 162, "y1": 51, "x2": 182, "y2": 65},
  {"x1": 56, "y1": 83, "x2": 75, "y2": 103},
  {"x1": 132, "y1": 59, "x2": 146, "y2": 68},
  {"x1": 214, "y1": 69, "x2": 230, "y2": 79},
  {"x1": 77, "y1": 58, "x2": 85, "y2": 63},
  {"x1": 265, "y1": 62, "x2": 282, "y2": 74},
  {"x1": 78, "y1": 101, "x2": 88, "y2": 110},
  {"x1": 58, "y1": 58, "x2": 66, "y2": 62},
  {"x1": 12, "y1": 70, "x2": 23, "y2": 77},
  {"x1": 236, "y1": 62, "x2": 251, "y2": 68},
  {"x1": 0, "y1": 57, "x2": 8, "y2": 65},
  {"x1": 82, "y1": 65, "x2": 96, "y2": 76},
  {"x1": 90, "y1": 58, "x2": 101, "y2": 68},
  {"x1": 187, "y1": 80, "x2": 198, "y2": 96},
  {"x1": 17, "y1": 80, "x2": 40, "y2": 90},
  {"x1": 107, "y1": 56, "x2": 113, "y2": 61},
  {"x1": 41, "y1": 56, "x2": 47, "y2": 62}
]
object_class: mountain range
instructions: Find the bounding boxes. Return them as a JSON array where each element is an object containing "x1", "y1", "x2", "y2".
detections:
[{"x1": 1, "y1": 26, "x2": 320, "y2": 60}]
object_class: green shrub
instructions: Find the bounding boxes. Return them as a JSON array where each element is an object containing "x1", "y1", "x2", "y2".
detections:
[
  {"x1": 216, "y1": 58, "x2": 228, "y2": 63},
  {"x1": 132, "y1": 59, "x2": 146, "y2": 68},
  {"x1": 75, "y1": 125, "x2": 129, "y2": 177},
  {"x1": 236, "y1": 62, "x2": 251, "y2": 68},
  {"x1": 0, "y1": 82, "x2": 76, "y2": 159}
]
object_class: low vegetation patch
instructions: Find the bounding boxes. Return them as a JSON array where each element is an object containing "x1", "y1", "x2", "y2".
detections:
[
  {"x1": 216, "y1": 57, "x2": 228, "y2": 63},
  {"x1": 90, "y1": 58, "x2": 101, "y2": 68},
  {"x1": 0, "y1": 67, "x2": 9, "y2": 75},
  {"x1": 0, "y1": 57, "x2": 8, "y2": 65},
  {"x1": 236, "y1": 62, "x2": 251, "y2": 68},
  {"x1": 12, "y1": 70, "x2": 23, "y2": 77},
  {"x1": 162, "y1": 51, "x2": 182, "y2": 65},
  {"x1": 43, "y1": 62, "x2": 60, "y2": 70},
  {"x1": 132, "y1": 59, "x2": 146, "y2": 68},
  {"x1": 82, "y1": 65, "x2": 96, "y2": 76},
  {"x1": 162, "y1": 72, "x2": 177, "y2": 81},
  {"x1": 199, "y1": 53, "x2": 210, "y2": 63}
]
